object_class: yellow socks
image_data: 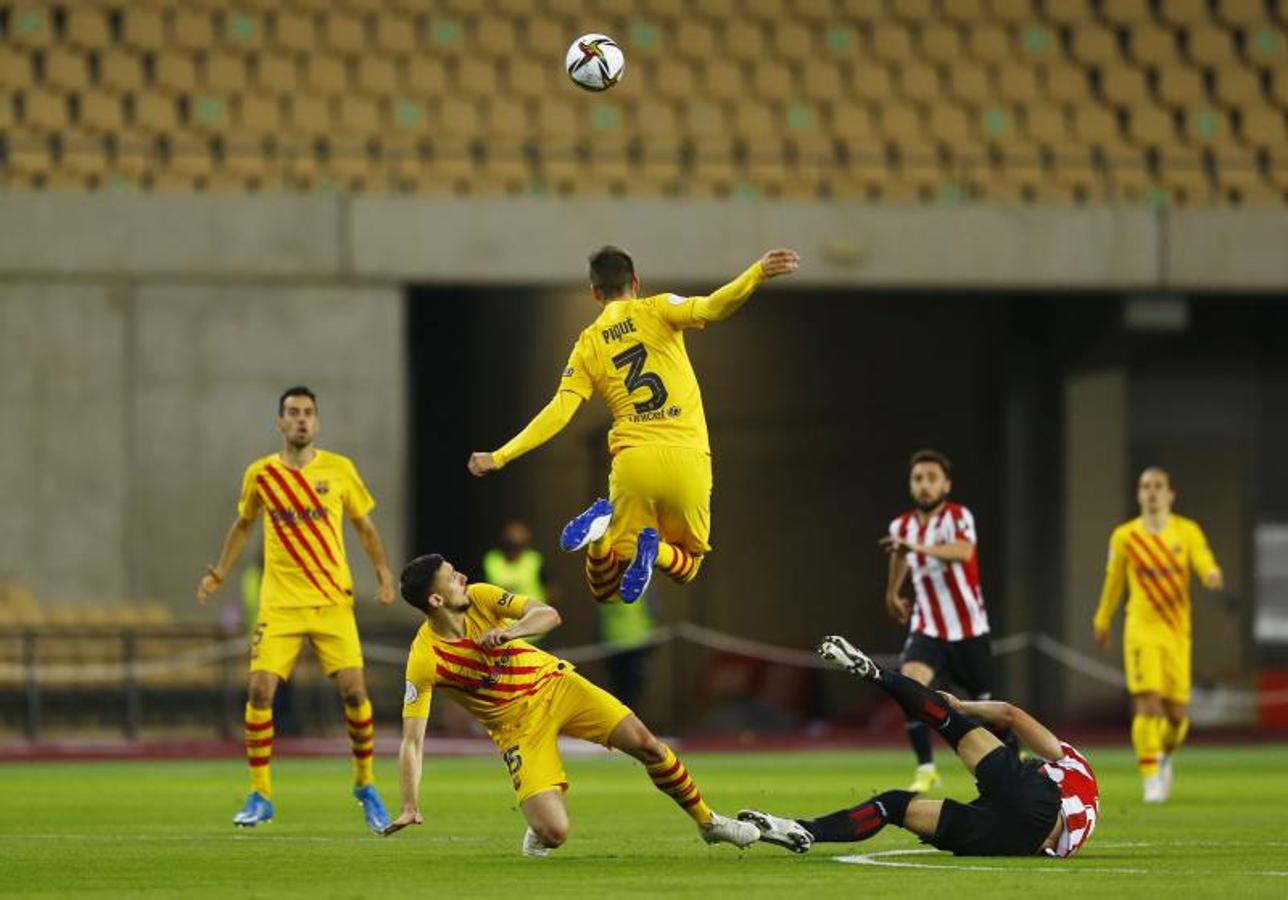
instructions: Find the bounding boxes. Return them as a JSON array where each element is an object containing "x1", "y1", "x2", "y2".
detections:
[
  {"x1": 585, "y1": 549, "x2": 622, "y2": 602},
  {"x1": 1131, "y1": 713, "x2": 1165, "y2": 778},
  {"x1": 656, "y1": 543, "x2": 701, "y2": 583},
  {"x1": 346, "y1": 699, "x2": 376, "y2": 788},
  {"x1": 646, "y1": 743, "x2": 713, "y2": 826},
  {"x1": 1162, "y1": 717, "x2": 1190, "y2": 756},
  {"x1": 245, "y1": 703, "x2": 273, "y2": 797}
]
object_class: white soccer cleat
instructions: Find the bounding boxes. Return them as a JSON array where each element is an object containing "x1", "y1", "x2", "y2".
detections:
[
  {"x1": 1143, "y1": 773, "x2": 1167, "y2": 804},
  {"x1": 700, "y1": 812, "x2": 761, "y2": 848},
  {"x1": 816, "y1": 634, "x2": 879, "y2": 680},
  {"x1": 736, "y1": 809, "x2": 814, "y2": 854},
  {"x1": 1158, "y1": 754, "x2": 1174, "y2": 801},
  {"x1": 521, "y1": 826, "x2": 551, "y2": 858}
]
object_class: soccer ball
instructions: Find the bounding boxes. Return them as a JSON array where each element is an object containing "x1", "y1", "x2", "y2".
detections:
[{"x1": 565, "y1": 34, "x2": 625, "y2": 92}]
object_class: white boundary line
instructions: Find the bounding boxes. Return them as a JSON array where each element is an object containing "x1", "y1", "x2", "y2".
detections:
[{"x1": 834, "y1": 845, "x2": 1288, "y2": 877}]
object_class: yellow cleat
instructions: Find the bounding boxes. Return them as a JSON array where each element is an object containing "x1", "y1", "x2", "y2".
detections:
[{"x1": 908, "y1": 764, "x2": 941, "y2": 794}]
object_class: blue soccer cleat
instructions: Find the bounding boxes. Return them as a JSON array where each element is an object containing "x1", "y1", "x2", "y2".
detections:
[
  {"x1": 354, "y1": 784, "x2": 391, "y2": 835},
  {"x1": 232, "y1": 791, "x2": 274, "y2": 827},
  {"x1": 619, "y1": 528, "x2": 660, "y2": 604},
  {"x1": 559, "y1": 498, "x2": 614, "y2": 552}
]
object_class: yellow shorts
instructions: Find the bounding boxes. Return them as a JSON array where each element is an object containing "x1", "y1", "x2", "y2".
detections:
[
  {"x1": 250, "y1": 604, "x2": 364, "y2": 680},
  {"x1": 1124, "y1": 638, "x2": 1191, "y2": 702},
  {"x1": 490, "y1": 671, "x2": 633, "y2": 805},
  {"x1": 600, "y1": 445, "x2": 712, "y2": 559}
]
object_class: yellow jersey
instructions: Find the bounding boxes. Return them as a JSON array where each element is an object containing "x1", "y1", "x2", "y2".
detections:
[
  {"x1": 237, "y1": 450, "x2": 374, "y2": 611},
  {"x1": 402, "y1": 583, "x2": 569, "y2": 734},
  {"x1": 1093, "y1": 515, "x2": 1220, "y2": 643},
  {"x1": 491, "y1": 262, "x2": 767, "y2": 467}
]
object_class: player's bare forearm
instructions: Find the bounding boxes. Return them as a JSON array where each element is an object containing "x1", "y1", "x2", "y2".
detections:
[
  {"x1": 944, "y1": 696, "x2": 1063, "y2": 761},
  {"x1": 385, "y1": 720, "x2": 427, "y2": 835},
  {"x1": 884, "y1": 553, "x2": 911, "y2": 624},
  {"x1": 480, "y1": 602, "x2": 562, "y2": 647},
  {"x1": 197, "y1": 517, "x2": 254, "y2": 605},
  {"x1": 352, "y1": 515, "x2": 395, "y2": 605}
]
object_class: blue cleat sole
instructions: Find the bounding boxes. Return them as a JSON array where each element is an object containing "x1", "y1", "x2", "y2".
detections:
[
  {"x1": 619, "y1": 528, "x2": 659, "y2": 604},
  {"x1": 559, "y1": 498, "x2": 614, "y2": 552}
]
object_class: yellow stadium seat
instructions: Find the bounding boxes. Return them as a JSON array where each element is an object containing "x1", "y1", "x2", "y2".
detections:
[
  {"x1": 481, "y1": 96, "x2": 529, "y2": 140},
  {"x1": 869, "y1": 22, "x2": 914, "y2": 66},
  {"x1": 837, "y1": 0, "x2": 888, "y2": 24},
  {"x1": 1043, "y1": 62, "x2": 1092, "y2": 103},
  {"x1": 947, "y1": 61, "x2": 991, "y2": 104},
  {"x1": 255, "y1": 55, "x2": 299, "y2": 94},
  {"x1": 1129, "y1": 24, "x2": 1181, "y2": 66},
  {"x1": 271, "y1": 10, "x2": 317, "y2": 54},
  {"x1": 774, "y1": 22, "x2": 814, "y2": 60},
  {"x1": 1070, "y1": 103, "x2": 1119, "y2": 146},
  {"x1": 1217, "y1": 0, "x2": 1265, "y2": 26},
  {"x1": 323, "y1": 11, "x2": 367, "y2": 55},
  {"x1": 792, "y1": 0, "x2": 838, "y2": 22},
  {"x1": 204, "y1": 52, "x2": 249, "y2": 93},
  {"x1": 890, "y1": 0, "x2": 936, "y2": 24},
  {"x1": 920, "y1": 24, "x2": 964, "y2": 64},
  {"x1": 1156, "y1": 64, "x2": 1206, "y2": 106},
  {"x1": 78, "y1": 89, "x2": 125, "y2": 134},
  {"x1": 994, "y1": 63, "x2": 1040, "y2": 103},
  {"x1": 988, "y1": 0, "x2": 1035, "y2": 26},
  {"x1": 1102, "y1": 0, "x2": 1153, "y2": 27},
  {"x1": 1210, "y1": 145, "x2": 1264, "y2": 192},
  {"x1": 694, "y1": 0, "x2": 737, "y2": 20},
  {"x1": 21, "y1": 89, "x2": 68, "y2": 133},
  {"x1": 1025, "y1": 104, "x2": 1071, "y2": 146},
  {"x1": 287, "y1": 94, "x2": 332, "y2": 137},
  {"x1": 356, "y1": 56, "x2": 398, "y2": 97},
  {"x1": 122, "y1": 8, "x2": 165, "y2": 52},
  {"x1": 927, "y1": 102, "x2": 974, "y2": 144},
  {"x1": 941, "y1": 0, "x2": 984, "y2": 25},
  {"x1": 0, "y1": 46, "x2": 33, "y2": 88},
  {"x1": 1158, "y1": 145, "x2": 1212, "y2": 204},
  {"x1": 879, "y1": 104, "x2": 925, "y2": 141},
  {"x1": 801, "y1": 60, "x2": 845, "y2": 104},
  {"x1": 503, "y1": 58, "x2": 555, "y2": 102},
  {"x1": 682, "y1": 99, "x2": 731, "y2": 141},
  {"x1": 967, "y1": 24, "x2": 1012, "y2": 64},
  {"x1": 724, "y1": 20, "x2": 767, "y2": 62},
  {"x1": 677, "y1": 21, "x2": 717, "y2": 60},
  {"x1": 754, "y1": 61, "x2": 796, "y2": 103},
  {"x1": 405, "y1": 57, "x2": 449, "y2": 98},
  {"x1": 1049, "y1": 146, "x2": 1100, "y2": 199},
  {"x1": 832, "y1": 104, "x2": 878, "y2": 146},
  {"x1": 66, "y1": 7, "x2": 111, "y2": 49},
  {"x1": 1188, "y1": 25, "x2": 1236, "y2": 66},
  {"x1": 1070, "y1": 24, "x2": 1121, "y2": 66},
  {"x1": 1104, "y1": 150, "x2": 1157, "y2": 204},
  {"x1": 235, "y1": 94, "x2": 281, "y2": 137},
  {"x1": 304, "y1": 55, "x2": 347, "y2": 96},
  {"x1": 171, "y1": 10, "x2": 216, "y2": 53},
  {"x1": 1245, "y1": 24, "x2": 1287, "y2": 69},
  {"x1": 100, "y1": 50, "x2": 145, "y2": 93},
  {"x1": 43, "y1": 49, "x2": 90, "y2": 93},
  {"x1": 732, "y1": 102, "x2": 775, "y2": 138},
  {"x1": 154, "y1": 53, "x2": 198, "y2": 94},
  {"x1": 1241, "y1": 107, "x2": 1286, "y2": 149},
  {"x1": 373, "y1": 15, "x2": 417, "y2": 55},
  {"x1": 62, "y1": 133, "x2": 110, "y2": 183},
  {"x1": 703, "y1": 59, "x2": 745, "y2": 102},
  {"x1": 1158, "y1": 0, "x2": 1210, "y2": 28},
  {"x1": 134, "y1": 93, "x2": 179, "y2": 133},
  {"x1": 453, "y1": 58, "x2": 499, "y2": 100},
  {"x1": 168, "y1": 132, "x2": 217, "y2": 181},
  {"x1": 1275, "y1": 69, "x2": 1288, "y2": 106},
  {"x1": 1212, "y1": 66, "x2": 1263, "y2": 107},
  {"x1": 1100, "y1": 64, "x2": 1151, "y2": 106},
  {"x1": 655, "y1": 58, "x2": 699, "y2": 102},
  {"x1": 476, "y1": 17, "x2": 519, "y2": 57},
  {"x1": 848, "y1": 62, "x2": 894, "y2": 103},
  {"x1": 1044, "y1": 0, "x2": 1091, "y2": 27},
  {"x1": 898, "y1": 61, "x2": 941, "y2": 104},
  {"x1": 1126, "y1": 103, "x2": 1178, "y2": 146}
]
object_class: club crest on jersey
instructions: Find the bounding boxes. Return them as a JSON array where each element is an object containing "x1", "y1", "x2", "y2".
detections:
[
  {"x1": 563, "y1": 366, "x2": 575, "y2": 377},
  {"x1": 667, "y1": 405, "x2": 681, "y2": 418},
  {"x1": 314, "y1": 480, "x2": 330, "y2": 496},
  {"x1": 404, "y1": 680, "x2": 418, "y2": 704}
]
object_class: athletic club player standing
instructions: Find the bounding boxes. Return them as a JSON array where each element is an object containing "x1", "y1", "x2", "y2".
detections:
[{"x1": 879, "y1": 449, "x2": 1001, "y2": 794}]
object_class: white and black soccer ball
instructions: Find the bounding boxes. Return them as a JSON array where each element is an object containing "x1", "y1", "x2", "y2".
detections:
[{"x1": 565, "y1": 33, "x2": 625, "y2": 92}]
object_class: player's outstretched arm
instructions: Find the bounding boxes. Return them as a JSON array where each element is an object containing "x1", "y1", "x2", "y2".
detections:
[
  {"x1": 196, "y1": 514, "x2": 256, "y2": 606},
  {"x1": 467, "y1": 390, "x2": 585, "y2": 477},
  {"x1": 684, "y1": 248, "x2": 800, "y2": 326},
  {"x1": 351, "y1": 514, "x2": 395, "y2": 605},
  {"x1": 941, "y1": 693, "x2": 1065, "y2": 761},
  {"x1": 478, "y1": 599, "x2": 563, "y2": 648},
  {"x1": 383, "y1": 716, "x2": 428, "y2": 835}
]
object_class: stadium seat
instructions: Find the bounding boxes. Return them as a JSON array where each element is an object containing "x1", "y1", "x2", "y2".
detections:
[
  {"x1": 171, "y1": 10, "x2": 216, "y2": 54},
  {"x1": 1102, "y1": 0, "x2": 1153, "y2": 27},
  {"x1": 1126, "y1": 103, "x2": 1178, "y2": 147},
  {"x1": 1188, "y1": 26, "x2": 1237, "y2": 67},
  {"x1": 1156, "y1": 64, "x2": 1206, "y2": 107},
  {"x1": 356, "y1": 56, "x2": 398, "y2": 97},
  {"x1": 305, "y1": 55, "x2": 348, "y2": 96},
  {"x1": 204, "y1": 52, "x2": 250, "y2": 94},
  {"x1": 155, "y1": 53, "x2": 199, "y2": 94},
  {"x1": 1044, "y1": 62, "x2": 1092, "y2": 103},
  {"x1": 373, "y1": 15, "x2": 417, "y2": 55},
  {"x1": 773, "y1": 22, "x2": 813, "y2": 60},
  {"x1": 43, "y1": 49, "x2": 90, "y2": 93},
  {"x1": 271, "y1": 10, "x2": 318, "y2": 54},
  {"x1": 941, "y1": 0, "x2": 984, "y2": 26},
  {"x1": 323, "y1": 11, "x2": 367, "y2": 55},
  {"x1": 1129, "y1": 24, "x2": 1182, "y2": 66},
  {"x1": 65, "y1": 7, "x2": 111, "y2": 50},
  {"x1": 255, "y1": 54, "x2": 299, "y2": 94},
  {"x1": 78, "y1": 89, "x2": 125, "y2": 135},
  {"x1": 869, "y1": 22, "x2": 914, "y2": 67},
  {"x1": 947, "y1": 61, "x2": 991, "y2": 105},
  {"x1": 898, "y1": 61, "x2": 942, "y2": 104},
  {"x1": 1070, "y1": 24, "x2": 1121, "y2": 67},
  {"x1": 848, "y1": 62, "x2": 894, "y2": 103},
  {"x1": 99, "y1": 50, "x2": 145, "y2": 93},
  {"x1": 1212, "y1": 66, "x2": 1263, "y2": 108},
  {"x1": 1158, "y1": 0, "x2": 1211, "y2": 29},
  {"x1": 724, "y1": 20, "x2": 767, "y2": 62},
  {"x1": 1241, "y1": 106, "x2": 1286, "y2": 150},
  {"x1": 1100, "y1": 64, "x2": 1151, "y2": 107},
  {"x1": 994, "y1": 62, "x2": 1040, "y2": 104},
  {"x1": 920, "y1": 23, "x2": 964, "y2": 65},
  {"x1": 967, "y1": 23, "x2": 1012, "y2": 64}
]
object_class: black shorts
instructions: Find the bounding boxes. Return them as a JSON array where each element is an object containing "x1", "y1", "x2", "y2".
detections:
[
  {"x1": 929, "y1": 747, "x2": 1062, "y2": 857},
  {"x1": 901, "y1": 632, "x2": 995, "y2": 699}
]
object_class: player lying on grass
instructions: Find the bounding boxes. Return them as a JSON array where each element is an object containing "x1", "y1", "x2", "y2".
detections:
[
  {"x1": 382, "y1": 553, "x2": 759, "y2": 855},
  {"x1": 468, "y1": 246, "x2": 799, "y2": 605},
  {"x1": 740, "y1": 635, "x2": 1100, "y2": 858}
]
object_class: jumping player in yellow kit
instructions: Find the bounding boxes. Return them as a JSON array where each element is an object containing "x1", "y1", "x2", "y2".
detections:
[
  {"x1": 1093, "y1": 467, "x2": 1223, "y2": 803},
  {"x1": 467, "y1": 246, "x2": 800, "y2": 604},
  {"x1": 382, "y1": 553, "x2": 760, "y2": 856}
]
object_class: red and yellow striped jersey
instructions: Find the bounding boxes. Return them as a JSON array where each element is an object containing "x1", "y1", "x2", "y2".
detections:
[
  {"x1": 237, "y1": 450, "x2": 374, "y2": 611},
  {"x1": 402, "y1": 583, "x2": 568, "y2": 734},
  {"x1": 1094, "y1": 515, "x2": 1219, "y2": 642}
]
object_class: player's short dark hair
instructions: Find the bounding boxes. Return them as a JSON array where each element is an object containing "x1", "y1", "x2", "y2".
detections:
[
  {"x1": 1141, "y1": 466, "x2": 1172, "y2": 487},
  {"x1": 589, "y1": 245, "x2": 635, "y2": 297},
  {"x1": 909, "y1": 449, "x2": 952, "y2": 477},
  {"x1": 400, "y1": 553, "x2": 445, "y2": 614},
  {"x1": 278, "y1": 385, "x2": 318, "y2": 417}
]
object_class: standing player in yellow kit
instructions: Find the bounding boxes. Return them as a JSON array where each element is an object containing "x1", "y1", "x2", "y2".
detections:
[
  {"x1": 1093, "y1": 467, "x2": 1223, "y2": 803},
  {"x1": 468, "y1": 246, "x2": 800, "y2": 604},
  {"x1": 197, "y1": 386, "x2": 396, "y2": 831}
]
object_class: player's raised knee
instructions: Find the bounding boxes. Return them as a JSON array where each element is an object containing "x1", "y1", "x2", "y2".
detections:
[{"x1": 534, "y1": 821, "x2": 569, "y2": 848}]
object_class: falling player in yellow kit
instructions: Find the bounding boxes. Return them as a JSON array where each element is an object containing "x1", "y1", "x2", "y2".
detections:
[
  {"x1": 197, "y1": 386, "x2": 396, "y2": 832},
  {"x1": 467, "y1": 246, "x2": 800, "y2": 604},
  {"x1": 1093, "y1": 467, "x2": 1223, "y2": 803},
  {"x1": 382, "y1": 553, "x2": 760, "y2": 855}
]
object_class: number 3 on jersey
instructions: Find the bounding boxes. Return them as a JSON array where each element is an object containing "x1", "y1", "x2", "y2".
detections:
[{"x1": 612, "y1": 343, "x2": 668, "y2": 414}]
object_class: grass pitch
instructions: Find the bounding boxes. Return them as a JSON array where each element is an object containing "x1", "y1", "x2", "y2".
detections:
[{"x1": 2, "y1": 745, "x2": 1286, "y2": 899}]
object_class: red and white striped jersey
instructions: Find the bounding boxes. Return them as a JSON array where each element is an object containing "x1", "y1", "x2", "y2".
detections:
[
  {"x1": 889, "y1": 502, "x2": 989, "y2": 641},
  {"x1": 1041, "y1": 742, "x2": 1100, "y2": 858}
]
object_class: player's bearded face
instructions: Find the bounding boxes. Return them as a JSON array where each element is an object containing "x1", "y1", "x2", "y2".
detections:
[
  {"x1": 910, "y1": 464, "x2": 950, "y2": 512},
  {"x1": 277, "y1": 399, "x2": 318, "y2": 448},
  {"x1": 432, "y1": 566, "x2": 471, "y2": 612}
]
